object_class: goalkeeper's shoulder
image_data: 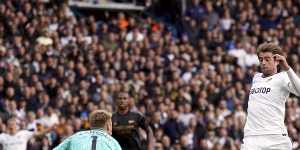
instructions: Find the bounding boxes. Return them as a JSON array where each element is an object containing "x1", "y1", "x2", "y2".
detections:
[{"x1": 109, "y1": 135, "x2": 122, "y2": 150}]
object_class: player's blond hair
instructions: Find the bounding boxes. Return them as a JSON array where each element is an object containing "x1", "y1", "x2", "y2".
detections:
[
  {"x1": 256, "y1": 42, "x2": 283, "y2": 55},
  {"x1": 89, "y1": 110, "x2": 112, "y2": 128}
]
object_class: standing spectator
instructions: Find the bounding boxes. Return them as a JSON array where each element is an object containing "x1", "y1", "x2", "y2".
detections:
[{"x1": 163, "y1": 109, "x2": 185, "y2": 145}]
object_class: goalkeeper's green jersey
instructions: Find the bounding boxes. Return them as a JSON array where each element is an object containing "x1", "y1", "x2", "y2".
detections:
[{"x1": 53, "y1": 129, "x2": 121, "y2": 150}]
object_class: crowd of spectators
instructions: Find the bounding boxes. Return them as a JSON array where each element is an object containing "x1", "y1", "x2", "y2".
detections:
[{"x1": 0, "y1": 0, "x2": 300, "y2": 149}]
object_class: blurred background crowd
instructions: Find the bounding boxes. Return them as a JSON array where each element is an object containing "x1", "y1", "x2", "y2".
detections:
[{"x1": 0, "y1": 0, "x2": 300, "y2": 149}]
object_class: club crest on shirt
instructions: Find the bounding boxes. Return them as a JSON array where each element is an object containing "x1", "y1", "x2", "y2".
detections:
[
  {"x1": 128, "y1": 120, "x2": 135, "y2": 124},
  {"x1": 113, "y1": 122, "x2": 118, "y2": 126}
]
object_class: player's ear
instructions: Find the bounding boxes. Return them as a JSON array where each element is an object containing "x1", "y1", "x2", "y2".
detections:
[{"x1": 106, "y1": 119, "x2": 112, "y2": 135}]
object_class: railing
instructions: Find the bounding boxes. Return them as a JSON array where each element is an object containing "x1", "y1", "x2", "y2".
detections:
[
  {"x1": 69, "y1": 1, "x2": 145, "y2": 11},
  {"x1": 41, "y1": 0, "x2": 145, "y2": 11}
]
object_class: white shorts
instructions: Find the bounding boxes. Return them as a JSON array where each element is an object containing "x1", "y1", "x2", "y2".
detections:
[{"x1": 241, "y1": 134, "x2": 292, "y2": 150}]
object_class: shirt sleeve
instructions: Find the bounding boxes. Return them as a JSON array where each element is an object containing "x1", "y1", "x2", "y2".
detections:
[
  {"x1": 22, "y1": 130, "x2": 34, "y2": 141},
  {"x1": 284, "y1": 68, "x2": 300, "y2": 96},
  {"x1": 137, "y1": 113, "x2": 147, "y2": 130},
  {"x1": 53, "y1": 137, "x2": 71, "y2": 150},
  {"x1": 113, "y1": 139, "x2": 122, "y2": 150}
]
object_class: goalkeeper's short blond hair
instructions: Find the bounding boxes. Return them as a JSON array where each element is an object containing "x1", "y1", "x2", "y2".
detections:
[{"x1": 89, "y1": 110, "x2": 112, "y2": 128}]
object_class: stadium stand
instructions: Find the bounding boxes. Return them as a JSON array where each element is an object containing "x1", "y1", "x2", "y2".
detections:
[{"x1": 0, "y1": 0, "x2": 299, "y2": 149}]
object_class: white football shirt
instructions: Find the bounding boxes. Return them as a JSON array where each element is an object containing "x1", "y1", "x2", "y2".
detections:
[
  {"x1": 244, "y1": 70, "x2": 299, "y2": 137},
  {"x1": 0, "y1": 130, "x2": 34, "y2": 150}
]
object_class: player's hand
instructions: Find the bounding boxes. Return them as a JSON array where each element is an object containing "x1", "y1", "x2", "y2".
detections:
[{"x1": 273, "y1": 54, "x2": 290, "y2": 71}]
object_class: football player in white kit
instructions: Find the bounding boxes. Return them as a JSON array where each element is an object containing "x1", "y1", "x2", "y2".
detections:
[
  {"x1": 0, "y1": 117, "x2": 54, "y2": 150},
  {"x1": 242, "y1": 42, "x2": 300, "y2": 150}
]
